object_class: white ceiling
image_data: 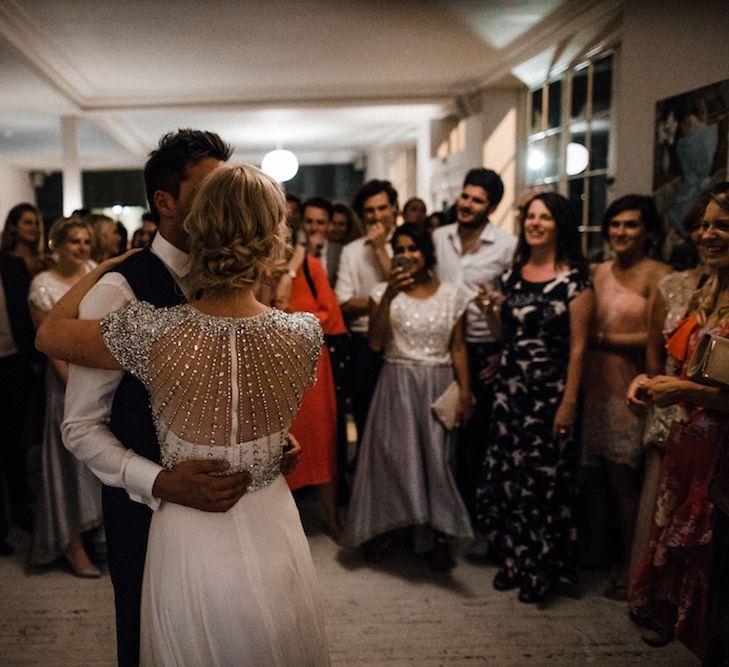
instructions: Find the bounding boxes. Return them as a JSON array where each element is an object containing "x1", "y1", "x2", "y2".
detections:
[{"x1": 0, "y1": 0, "x2": 622, "y2": 171}]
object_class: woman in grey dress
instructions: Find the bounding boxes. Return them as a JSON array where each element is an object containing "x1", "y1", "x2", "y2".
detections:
[
  {"x1": 340, "y1": 223, "x2": 474, "y2": 570},
  {"x1": 28, "y1": 217, "x2": 102, "y2": 576}
]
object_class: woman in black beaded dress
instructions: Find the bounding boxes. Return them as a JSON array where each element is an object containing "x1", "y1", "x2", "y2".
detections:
[{"x1": 474, "y1": 192, "x2": 593, "y2": 603}]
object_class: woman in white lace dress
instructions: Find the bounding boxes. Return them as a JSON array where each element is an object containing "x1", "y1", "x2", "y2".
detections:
[
  {"x1": 28, "y1": 217, "x2": 103, "y2": 576},
  {"x1": 37, "y1": 166, "x2": 330, "y2": 666},
  {"x1": 340, "y1": 223, "x2": 474, "y2": 570}
]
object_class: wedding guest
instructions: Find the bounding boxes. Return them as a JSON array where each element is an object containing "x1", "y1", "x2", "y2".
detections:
[
  {"x1": 341, "y1": 223, "x2": 473, "y2": 570},
  {"x1": 474, "y1": 193, "x2": 593, "y2": 603},
  {"x1": 402, "y1": 197, "x2": 428, "y2": 226},
  {"x1": 0, "y1": 250, "x2": 37, "y2": 554},
  {"x1": 1, "y1": 203, "x2": 46, "y2": 276},
  {"x1": 85, "y1": 214, "x2": 121, "y2": 263},
  {"x1": 284, "y1": 226, "x2": 347, "y2": 539},
  {"x1": 627, "y1": 183, "x2": 729, "y2": 659},
  {"x1": 28, "y1": 217, "x2": 103, "y2": 576},
  {"x1": 328, "y1": 202, "x2": 364, "y2": 246},
  {"x1": 581, "y1": 195, "x2": 670, "y2": 600},
  {"x1": 629, "y1": 195, "x2": 708, "y2": 598}
]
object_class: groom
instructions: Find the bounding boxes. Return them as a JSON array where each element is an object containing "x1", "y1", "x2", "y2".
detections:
[{"x1": 62, "y1": 130, "x2": 298, "y2": 666}]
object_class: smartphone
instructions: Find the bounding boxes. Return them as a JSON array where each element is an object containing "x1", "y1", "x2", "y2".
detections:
[{"x1": 391, "y1": 255, "x2": 411, "y2": 272}]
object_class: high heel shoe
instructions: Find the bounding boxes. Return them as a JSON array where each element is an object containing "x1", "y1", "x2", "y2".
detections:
[
  {"x1": 517, "y1": 579, "x2": 553, "y2": 604},
  {"x1": 492, "y1": 568, "x2": 519, "y2": 591},
  {"x1": 64, "y1": 544, "x2": 101, "y2": 579}
]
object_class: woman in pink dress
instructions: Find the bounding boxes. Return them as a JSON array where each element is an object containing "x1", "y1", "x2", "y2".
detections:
[{"x1": 581, "y1": 195, "x2": 670, "y2": 598}]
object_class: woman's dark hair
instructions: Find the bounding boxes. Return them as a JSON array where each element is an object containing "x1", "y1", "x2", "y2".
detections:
[
  {"x1": 513, "y1": 193, "x2": 585, "y2": 270},
  {"x1": 352, "y1": 179, "x2": 398, "y2": 219},
  {"x1": 332, "y1": 202, "x2": 364, "y2": 243},
  {"x1": 391, "y1": 222, "x2": 436, "y2": 270},
  {"x1": 601, "y1": 194, "x2": 662, "y2": 252},
  {"x1": 1, "y1": 202, "x2": 42, "y2": 254}
]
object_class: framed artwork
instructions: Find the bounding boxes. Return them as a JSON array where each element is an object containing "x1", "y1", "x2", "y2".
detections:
[{"x1": 653, "y1": 78, "x2": 729, "y2": 264}]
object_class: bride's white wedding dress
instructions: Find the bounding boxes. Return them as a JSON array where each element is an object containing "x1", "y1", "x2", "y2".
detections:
[{"x1": 101, "y1": 300, "x2": 330, "y2": 666}]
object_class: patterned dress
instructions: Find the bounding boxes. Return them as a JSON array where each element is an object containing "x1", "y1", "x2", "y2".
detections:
[
  {"x1": 475, "y1": 266, "x2": 591, "y2": 593},
  {"x1": 630, "y1": 315, "x2": 728, "y2": 660}
]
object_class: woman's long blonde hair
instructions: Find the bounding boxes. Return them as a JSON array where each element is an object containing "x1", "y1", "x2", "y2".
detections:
[
  {"x1": 690, "y1": 183, "x2": 729, "y2": 326},
  {"x1": 184, "y1": 165, "x2": 288, "y2": 294}
]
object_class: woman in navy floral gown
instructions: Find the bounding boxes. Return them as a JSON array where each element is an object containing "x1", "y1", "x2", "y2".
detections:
[{"x1": 474, "y1": 193, "x2": 593, "y2": 603}]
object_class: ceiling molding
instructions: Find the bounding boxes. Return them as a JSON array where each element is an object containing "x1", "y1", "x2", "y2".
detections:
[
  {"x1": 473, "y1": 0, "x2": 624, "y2": 90},
  {"x1": 85, "y1": 114, "x2": 150, "y2": 160},
  {"x1": 0, "y1": 0, "x2": 92, "y2": 107}
]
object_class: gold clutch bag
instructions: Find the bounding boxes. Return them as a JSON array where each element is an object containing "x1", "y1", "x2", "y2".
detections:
[{"x1": 686, "y1": 334, "x2": 729, "y2": 387}]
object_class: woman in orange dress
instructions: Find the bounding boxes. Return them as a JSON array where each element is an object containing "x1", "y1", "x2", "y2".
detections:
[{"x1": 287, "y1": 254, "x2": 346, "y2": 539}]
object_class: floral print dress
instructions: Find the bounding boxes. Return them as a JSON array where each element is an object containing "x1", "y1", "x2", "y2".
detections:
[
  {"x1": 475, "y1": 266, "x2": 591, "y2": 594},
  {"x1": 630, "y1": 315, "x2": 729, "y2": 660}
]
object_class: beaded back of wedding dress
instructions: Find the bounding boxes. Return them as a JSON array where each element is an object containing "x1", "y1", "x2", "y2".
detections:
[{"x1": 101, "y1": 300, "x2": 330, "y2": 666}]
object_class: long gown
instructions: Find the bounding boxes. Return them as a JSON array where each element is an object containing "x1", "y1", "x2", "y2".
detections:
[
  {"x1": 100, "y1": 300, "x2": 330, "y2": 667},
  {"x1": 340, "y1": 281, "x2": 473, "y2": 551},
  {"x1": 287, "y1": 257, "x2": 346, "y2": 491},
  {"x1": 475, "y1": 266, "x2": 591, "y2": 593},
  {"x1": 630, "y1": 314, "x2": 728, "y2": 660},
  {"x1": 28, "y1": 266, "x2": 103, "y2": 566},
  {"x1": 582, "y1": 261, "x2": 648, "y2": 469}
]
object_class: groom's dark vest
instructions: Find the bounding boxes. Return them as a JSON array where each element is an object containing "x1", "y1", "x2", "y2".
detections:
[
  {"x1": 108, "y1": 248, "x2": 187, "y2": 458},
  {"x1": 103, "y1": 247, "x2": 186, "y2": 667}
]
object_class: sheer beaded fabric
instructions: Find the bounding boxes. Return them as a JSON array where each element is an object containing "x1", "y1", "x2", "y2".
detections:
[{"x1": 101, "y1": 299, "x2": 322, "y2": 490}]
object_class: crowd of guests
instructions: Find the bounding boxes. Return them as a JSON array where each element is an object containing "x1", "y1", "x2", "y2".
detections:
[
  {"x1": 1, "y1": 164, "x2": 728, "y2": 662},
  {"x1": 0, "y1": 207, "x2": 156, "y2": 575}
]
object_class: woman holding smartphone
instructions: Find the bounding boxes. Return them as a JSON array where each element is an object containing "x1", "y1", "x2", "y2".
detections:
[{"x1": 340, "y1": 223, "x2": 474, "y2": 570}]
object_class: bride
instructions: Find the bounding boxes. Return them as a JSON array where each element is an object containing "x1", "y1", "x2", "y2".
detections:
[{"x1": 36, "y1": 166, "x2": 330, "y2": 666}]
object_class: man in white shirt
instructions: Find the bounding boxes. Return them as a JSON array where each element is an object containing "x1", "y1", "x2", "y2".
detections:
[
  {"x1": 335, "y1": 179, "x2": 397, "y2": 447},
  {"x1": 432, "y1": 168, "x2": 517, "y2": 516},
  {"x1": 62, "y1": 130, "x2": 262, "y2": 666}
]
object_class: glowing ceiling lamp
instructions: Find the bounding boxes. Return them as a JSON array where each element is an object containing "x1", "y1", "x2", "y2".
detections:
[
  {"x1": 261, "y1": 149, "x2": 299, "y2": 183},
  {"x1": 527, "y1": 148, "x2": 546, "y2": 171},
  {"x1": 566, "y1": 142, "x2": 589, "y2": 176}
]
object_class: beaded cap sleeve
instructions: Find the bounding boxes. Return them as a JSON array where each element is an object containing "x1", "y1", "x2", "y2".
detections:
[{"x1": 101, "y1": 300, "x2": 322, "y2": 488}]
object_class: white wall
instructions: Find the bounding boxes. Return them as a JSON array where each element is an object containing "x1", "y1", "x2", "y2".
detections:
[
  {"x1": 0, "y1": 165, "x2": 35, "y2": 230},
  {"x1": 614, "y1": 0, "x2": 729, "y2": 197}
]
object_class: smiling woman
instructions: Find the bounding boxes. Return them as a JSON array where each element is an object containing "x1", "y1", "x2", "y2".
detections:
[{"x1": 27, "y1": 217, "x2": 102, "y2": 577}]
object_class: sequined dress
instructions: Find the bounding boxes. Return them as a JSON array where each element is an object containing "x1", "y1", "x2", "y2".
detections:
[
  {"x1": 28, "y1": 265, "x2": 103, "y2": 566},
  {"x1": 100, "y1": 300, "x2": 330, "y2": 667},
  {"x1": 340, "y1": 281, "x2": 474, "y2": 551}
]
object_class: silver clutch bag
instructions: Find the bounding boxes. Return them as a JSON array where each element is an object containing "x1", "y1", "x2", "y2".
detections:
[
  {"x1": 431, "y1": 381, "x2": 460, "y2": 430},
  {"x1": 686, "y1": 333, "x2": 729, "y2": 387}
]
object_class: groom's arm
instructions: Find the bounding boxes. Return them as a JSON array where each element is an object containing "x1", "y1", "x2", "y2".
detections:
[{"x1": 62, "y1": 274, "x2": 250, "y2": 511}]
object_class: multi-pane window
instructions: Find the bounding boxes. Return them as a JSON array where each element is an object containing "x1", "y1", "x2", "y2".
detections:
[{"x1": 526, "y1": 52, "x2": 615, "y2": 260}]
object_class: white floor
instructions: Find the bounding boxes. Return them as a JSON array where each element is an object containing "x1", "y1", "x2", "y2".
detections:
[{"x1": 0, "y1": 503, "x2": 698, "y2": 666}]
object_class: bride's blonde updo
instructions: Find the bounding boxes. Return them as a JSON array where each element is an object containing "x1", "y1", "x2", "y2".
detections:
[{"x1": 184, "y1": 165, "x2": 288, "y2": 294}]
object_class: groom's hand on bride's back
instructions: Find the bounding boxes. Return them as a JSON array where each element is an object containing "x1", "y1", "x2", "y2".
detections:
[{"x1": 152, "y1": 460, "x2": 251, "y2": 512}]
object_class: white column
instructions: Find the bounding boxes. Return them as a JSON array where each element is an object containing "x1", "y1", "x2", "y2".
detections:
[
  {"x1": 60, "y1": 116, "x2": 82, "y2": 216},
  {"x1": 416, "y1": 120, "x2": 433, "y2": 210}
]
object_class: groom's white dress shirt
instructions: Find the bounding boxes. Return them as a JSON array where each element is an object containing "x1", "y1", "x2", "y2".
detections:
[{"x1": 62, "y1": 232, "x2": 192, "y2": 510}]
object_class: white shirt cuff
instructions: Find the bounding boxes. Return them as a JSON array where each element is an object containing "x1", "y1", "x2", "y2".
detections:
[{"x1": 123, "y1": 454, "x2": 164, "y2": 510}]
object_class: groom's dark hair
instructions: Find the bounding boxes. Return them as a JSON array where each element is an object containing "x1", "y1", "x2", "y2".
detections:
[{"x1": 144, "y1": 129, "x2": 232, "y2": 223}]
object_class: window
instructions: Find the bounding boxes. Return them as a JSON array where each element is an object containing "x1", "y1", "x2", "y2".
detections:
[{"x1": 526, "y1": 51, "x2": 615, "y2": 259}]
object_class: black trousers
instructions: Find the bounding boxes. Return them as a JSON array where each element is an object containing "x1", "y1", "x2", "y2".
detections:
[
  {"x1": 456, "y1": 341, "x2": 502, "y2": 517},
  {"x1": 103, "y1": 484, "x2": 152, "y2": 667},
  {"x1": 348, "y1": 334, "x2": 383, "y2": 453},
  {"x1": 0, "y1": 353, "x2": 33, "y2": 541}
]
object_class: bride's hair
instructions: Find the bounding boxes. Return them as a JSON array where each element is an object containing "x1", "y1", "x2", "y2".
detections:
[{"x1": 185, "y1": 165, "x2": 288, "y2": 293}]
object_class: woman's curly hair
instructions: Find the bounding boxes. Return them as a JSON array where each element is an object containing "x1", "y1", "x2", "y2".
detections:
[
  {"x1": 689, "y1": 183, "x2": 729, "y2": 326},
  {"x1": 184, "y1": 165, "x2": 288, "y2": 294}
]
